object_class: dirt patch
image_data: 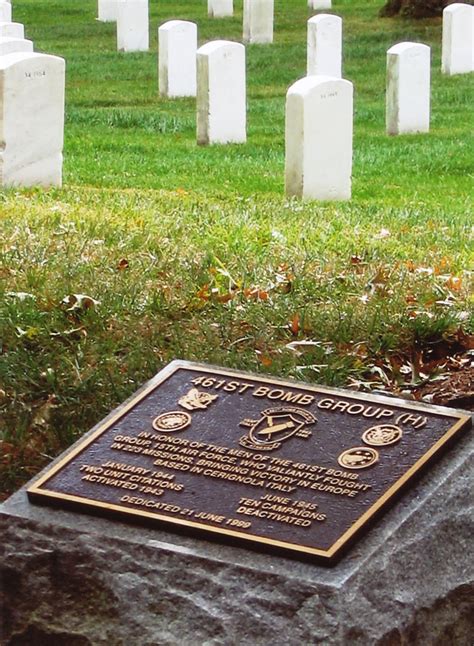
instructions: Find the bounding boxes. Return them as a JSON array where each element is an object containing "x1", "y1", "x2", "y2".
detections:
[{"x1": 413, "y1": 364, "x2": 474, "y2": 410}]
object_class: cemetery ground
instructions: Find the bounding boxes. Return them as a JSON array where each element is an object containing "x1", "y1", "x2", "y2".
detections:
[{"x1": 0, "y1": 0, "x2": 472, "y2": 500}]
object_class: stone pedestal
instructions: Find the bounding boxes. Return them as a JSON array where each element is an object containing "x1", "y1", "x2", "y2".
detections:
[{"x1": 1, "y1": 422, "x2": 472, "y2": 644}]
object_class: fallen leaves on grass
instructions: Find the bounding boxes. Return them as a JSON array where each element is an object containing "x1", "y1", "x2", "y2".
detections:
[
  {"x1": 349, "y1": 327, "x2": 474, "y2": 409},
  {"x1": 413, "y1": 365, "x2": 474, "y2": 409},
  {"x1": 61, "y1": 294, "x2": 100, "y2": 312},
  {"x1": 194, "y1": 263, "x2": 295, "y2": 307}
]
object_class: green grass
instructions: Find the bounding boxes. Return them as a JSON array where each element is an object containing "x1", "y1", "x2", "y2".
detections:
[{"x1": 0, "y1": 0, "x2": 473, "y2": 497}]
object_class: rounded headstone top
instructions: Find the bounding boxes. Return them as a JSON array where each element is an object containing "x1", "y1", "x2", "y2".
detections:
[
  {"x1": 444, "y1": 2, "x2": 473, "y2": 14},
  {"x1": 159, "y1": 19, "x2": 197, "y2": 32},
  {"x1": 287, "y1": 75, "x2": 352, "y2": 98},
  {"x1": 197, "y1": 40, "x2": 245, "y2": 56},
  {"x1": 308, "y1": 13, "x2": 342, "y2": 25},
  {"x1": 387, "y1": 41, "x2": 431, "y2": 56}
]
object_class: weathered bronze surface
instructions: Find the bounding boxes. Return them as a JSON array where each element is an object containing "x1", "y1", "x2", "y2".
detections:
[{"x1": 27, "y1": 361, "x2": 471, "y2": 563}]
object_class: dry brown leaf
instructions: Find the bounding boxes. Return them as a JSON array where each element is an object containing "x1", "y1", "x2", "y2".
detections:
[
  {"x1": 117, "y1": 258, "x2": 129, "y2": 270},
  {"x1": 289, "y1": 313, "x2": 300, "y2": 336}
]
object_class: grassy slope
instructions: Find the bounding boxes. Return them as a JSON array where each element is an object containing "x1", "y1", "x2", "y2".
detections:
[{"x1": 0, "y1": 0, "x2": 472, "y2": 495}]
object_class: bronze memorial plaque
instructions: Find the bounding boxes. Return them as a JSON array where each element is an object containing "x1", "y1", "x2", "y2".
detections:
[{"x1": 27, "y1": 360, "x2": 471, "y2": 564}]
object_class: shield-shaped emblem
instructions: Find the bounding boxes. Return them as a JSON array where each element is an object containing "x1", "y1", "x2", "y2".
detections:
[{"x1": 249, "y1": 412, "x2": 306, "y2": 447}]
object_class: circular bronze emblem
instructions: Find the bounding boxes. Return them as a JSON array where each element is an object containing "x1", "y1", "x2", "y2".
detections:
[
  {"x1": 338, "y1": 447, "x2": 379, "y2": 470},
  {"x1": 152, "y1": 411, "x2": 191, "y2": 433},
  {"x1": 362, "y1": 424, "x2": 403, "y2": 447}
]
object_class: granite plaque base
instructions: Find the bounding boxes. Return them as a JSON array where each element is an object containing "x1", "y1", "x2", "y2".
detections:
[
  {"x1": 23, "y1": 362, "x2": 472, "y2": 564},
  {"x1": 1, "y1": 366, "x2": 473, "y2": 645}
]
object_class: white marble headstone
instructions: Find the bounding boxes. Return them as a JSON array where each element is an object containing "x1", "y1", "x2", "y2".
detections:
[
  {"x1": 0, "y1": 22, "x2": 24, "y2": 38},
  {"x1": 307, "y1": 14, "x2": 342, "y2": 78},
  {"x1": 442, "y1": 3, "x2": 473, "y2": 75},
  {"x1": 197, "y1": 40, "x2": 246, "y2": 145},
  {"x1": 0, "y1": 1, "x2": 12, "y2": 23},
  {"x1": 158, "y1": 20, "x2": 197, "y2": 98},
  {"x1": 0, "y1": 52, "x2": 65, "y2": 187},
  {"x1": 243, "y1": 0, "x2": 274, "y2": 45},
  {"x1": 308, "y1": 0, "x2": 332, "y2": 9},
  {"x1": 98, "y1": 0, "x2": 119, "y2": 22},
  {"x1": 285, "y1": 75, "x2": 353, "y2": 201},
  {"x1": 117, "y1": 0, "x2": 149, "y2": 52},
  {"x1": 0, "y1": 37, "x2": 33, "y2": 55},
  {"x1": 208, "y1": 0, "x2": 233, "y2": 18},
  {"x1": 386, "y1": 42, "x2": 430, "y2": 136}
]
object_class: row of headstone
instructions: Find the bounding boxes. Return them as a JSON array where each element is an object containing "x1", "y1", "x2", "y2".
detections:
[
  {"x1": 98, "y1": 0, "x2": 275, "y2": 48},
  {"x1": 157, "y1": 16, "x2": 344, "y2": 95},
  {"x1": 386, "y1": 2, "x2": 474, "y2": 135},
  {"x1": 0, "y1": 0, "x2": 33, "y2": 55},
  {"x1": 156, "y1": 22, "x2": 349, "y2": 198},
  {"x1": 307, "y1": 5, "x2": 474, "y2": 81},
  {"x1": 0, "y1": 0, "x2": 33, "y2": 54},
  {"x1": 159, "y1": 26, "x2": 246, "y2": 142},
  {"x1": 156, "y1": 18, "x2": 466, "y2": 202},
  {"x1": 100, "y1": 0, "x2": 474, "y2": 74},
  {"x1": 98, "y1": 0, "x2": 149, "y2": 51},
  {"x1": 0, "y1": 3, "x2": 65, "y2": 188},
  {"x1": 207, "y1": 0, "x2": 333, "y2": 19},
  {"x1": 2, "y1": 2, "x2": 470, "y2": 193},
  {"x1": 158, "y1": 25, "x2": 247, "y2": 146}
]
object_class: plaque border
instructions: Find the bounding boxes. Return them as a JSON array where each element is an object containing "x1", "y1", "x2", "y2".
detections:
[{"x1": 27, "y1": 360, "x2": 472, "y2": 562}]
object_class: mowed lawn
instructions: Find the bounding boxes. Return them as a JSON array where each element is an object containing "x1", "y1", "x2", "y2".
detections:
[{"x1": 0, "y1": 0, "x2": 473, "y2": 497}]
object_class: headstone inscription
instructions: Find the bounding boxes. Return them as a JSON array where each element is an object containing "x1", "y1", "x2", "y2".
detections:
[
  {"x1": 0, "y1": 52, "x2": 65, "y2": 187},
  {"x1": 0, "y1": 21, "x2": 24, "y2": 38},
  {"x1": 208, "y1": 0, "x2": 233, "y2": 18},
  {"x1": 197, "y1": 40, "x2": 246, "y2": 145},
  {"x1": 307, "y1": 14, "x2": 342, "y2": 78},
  {"x1": 0, "y1": 1, "x2": 12, "y2": 23},
  {"x1": 98, "y1": 0, "x2": 119, "y2": 23},
  {"x1": 285, "y1": 75, "x2": 353, "y2": 201},
  {"x1": 243, "y1": 0, "x2": 274, "y2": 45},
  {"x1": 386, "y1": 42, "x2": 431, "y2": 136},
  {"x1": 26, "y1": 361, "x2": 470, "y2": 564},
  {"x1": 0, "y1": 37, "x2": 33, "y2": 55},
  {"x1": 442, "y1": 3, "x2": 473, "y2": 75},
  {"x1": 158, "y1": 20, "x2": 197, "y2": 98},
  {"x1": 309, "y1": 0, "x2": 332, "y2": 9},
  {"x1": 117, "y1": 0, "x2": 149, "y2": 52}
]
